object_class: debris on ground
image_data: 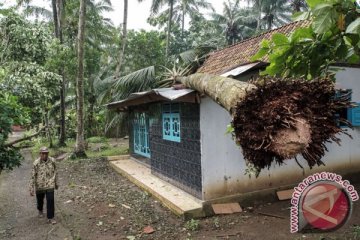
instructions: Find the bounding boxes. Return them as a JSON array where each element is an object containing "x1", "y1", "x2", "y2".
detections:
[
  {"x1": 143, "y1": 225, "x2": 155, "y2": 234},
  {"x1": 212, "y1": 203, "x2": 242, "y2": 215}
]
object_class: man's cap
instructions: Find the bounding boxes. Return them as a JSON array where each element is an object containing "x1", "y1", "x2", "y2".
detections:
[{"x1": 39, "y1": 146, "x2": 49, "y2": 153}]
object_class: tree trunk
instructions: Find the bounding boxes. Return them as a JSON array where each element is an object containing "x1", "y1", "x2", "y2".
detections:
[
  {"x1": 179, "y1": 73, "x2": 257, "y2": 113},
  {"x1": 5, "y1": 127, "x2": 46, "y2": 147},
  {"x1": 52, "y1": 0, "x2": 66, "y2": 146},
  {"x1": 179, "y1": 73, "x2": 351, "y2": 175},
  {"x1": 256, "y1": 0, "x2": 262, "y2": 31},
  {"x1": 254, "y1": 0, "x2": 263, "y2": 33},
  {"x1": 267, "y1": 15, "x2": 273, "y2": 30},
  {"x1": 87, "y1": 95, "x2": 96, "y2": 137},
  {"x1": 115, "y1": 0, "x2": 128, "y2": 79},
  {"x1": 59, "y1": 72, "x2": 66, "y2": 146},
  {"x1": 292, "y1": 0, "x2": 302, "y2": 12},
  {"x1": 45, "y1": 111, "x2": 53, "y2": 148},
  {"x1": 51, "y1": 0, "x2": 59, "y2": 37},
  {"x1": 181, "y1": 3, "x2": 185, "y2": 37},
  {"x1": 166, "y1": 0, "x2": 174, "y2": 57},
  {"x1": 58, "y1": 0, "x2": 66, "y2": 146},
  {"x1": 74, "y1": 0, "x2": 87, "y2": 157}
]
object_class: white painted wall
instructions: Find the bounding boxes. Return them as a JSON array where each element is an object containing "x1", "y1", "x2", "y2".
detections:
[
  {"x1": 200, "y1": 67, "x2": 360, "y2": 201},
  {"x1": 335, "y1": 67, "x2": 360, "y2": 102}
]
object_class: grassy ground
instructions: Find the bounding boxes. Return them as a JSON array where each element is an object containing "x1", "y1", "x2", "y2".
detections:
[{"x1": 30, "y1": 136, "x2": 129, "y2": 160}]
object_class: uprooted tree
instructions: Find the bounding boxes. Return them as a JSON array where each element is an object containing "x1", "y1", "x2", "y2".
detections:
[
  {"x1": 180, "y1": 73, "x2": 352, "y2": 176},
  {"x1": 178, "y1": 0, "x2": 359, "y2": 176}
]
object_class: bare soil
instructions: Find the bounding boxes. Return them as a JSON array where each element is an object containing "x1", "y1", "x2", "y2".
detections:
[{"x1": 0, "y1": 142, "x2": 359, "y2": 240}]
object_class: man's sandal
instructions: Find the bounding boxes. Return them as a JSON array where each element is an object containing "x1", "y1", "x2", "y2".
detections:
[{"x1": 47, "y1": 219, "x2": 57, "y2": 224}]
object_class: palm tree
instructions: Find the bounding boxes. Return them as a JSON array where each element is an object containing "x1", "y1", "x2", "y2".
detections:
[
  {"x1": 246, "y1": 0, "x2": 262, "y2": 31},
  {"x1": 114, "y1": 0, "x2": 128, "y2": 79},
  {"x1": 165, "y1": 0, "x2": 175, "y2": 57},
  {"x1": 248, "y1": 0, "x2": 292, "y2": 31},
  {"x1": 16, "y1": 0, "x2": 52, "y2": 19},
  {"x1": 51, "y1": 0, "x2": 67, "y2": 146},
  {"x1": 290, "y1": 0, "x2": 307, "y2": 12},
  {"x1": 179, "y1": 0, "x2": 213, "y2": 35},
  {"x1": 159, "y1": 0, "x2": 214, "y2": 36},
  {"x1": 74, "y1": 0, "x2": 86, "y2": 157},
  {"x1": 211, "y1": 0, "x2": 257, "y2": 45},
  {"x1": 145, "y1": 0, "x2": 213, "y2": 52},
  {"x1": 139, "y1": 0, "x2": 177, "y2": 57},
  {"x1": 262, "y1": 0, "x2": 292, "y2": 30}
]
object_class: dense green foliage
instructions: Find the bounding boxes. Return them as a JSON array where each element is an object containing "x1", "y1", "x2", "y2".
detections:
[
  {"x1": 0, "y1": 11, "x2": 61, "y2": 124},
  {"x1": 0, "y1": 93, "x2": 29, "y2": 172},
  {"x1": 124, "y1": 30, "x2": 167, "y2": 72},
  {"x1": 253, "y1": 0, "x2": 360, "y2": 78},
  {"x1": 5, "y1": 0, "x2": 353, "y2": 170}
]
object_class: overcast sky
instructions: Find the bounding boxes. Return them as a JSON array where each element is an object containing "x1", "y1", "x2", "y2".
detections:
[
  {"x1": 109, "y1": 0, "x2": 226, "y2": 30},
  {"x1": 4, "y1": 0, "x2": 234, "y2": 30},
  {"x1": 7, "y1": 1, "x2": 360, "y2": 30}
]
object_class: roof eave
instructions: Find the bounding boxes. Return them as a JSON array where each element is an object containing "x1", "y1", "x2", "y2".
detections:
[{"x1": 106, "y1": 89, "x2": 199, "y2": 111}]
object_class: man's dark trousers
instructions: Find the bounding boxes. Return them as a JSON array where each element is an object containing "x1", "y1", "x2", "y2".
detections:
[{"x1": 36, "y1": 190, "x2": 54, "y2": 219}]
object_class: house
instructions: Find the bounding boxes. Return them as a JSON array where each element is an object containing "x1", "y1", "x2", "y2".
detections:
[{"x1": 107, "y1": 21, "x2": 360, "y2": 207}]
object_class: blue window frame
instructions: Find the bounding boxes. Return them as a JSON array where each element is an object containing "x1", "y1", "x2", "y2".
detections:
[
  {"x1": 162, "y1": 103, "x2": 181, "y2": 142},
  {"x1": 348, "y1": 103, "x2": 360, "y2": 127},
  {"x1": 334, "y1": 89, "x2": 360, "y2": 127}
]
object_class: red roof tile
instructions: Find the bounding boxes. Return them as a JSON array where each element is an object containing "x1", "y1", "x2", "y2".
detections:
[{"x1": 197, "y1": 21, "x2": 311, "y2": 75}]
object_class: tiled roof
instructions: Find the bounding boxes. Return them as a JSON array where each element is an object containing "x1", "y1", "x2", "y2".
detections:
[{"x1": 197, "y1": 20, "x2": 311, "y2": 75}]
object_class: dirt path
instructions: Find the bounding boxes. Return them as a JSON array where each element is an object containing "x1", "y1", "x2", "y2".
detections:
[
  {"x1": 1, "y1": 135, "x2": 359, "y2": 239},
  {"x1": 0, "y1": 149, "x2": 72, "y2": 240}
]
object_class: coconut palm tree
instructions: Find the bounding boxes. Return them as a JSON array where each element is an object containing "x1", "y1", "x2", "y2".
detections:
[
  {"x1": 16, "y1": 0, "x2": 52, "y2": 19},
  {"x1": 114, "y1": 0, "x2": 128, "y2": 79},
  {"x1": 211, "y1": 0, "x2": 257, "y2": 45},
  {"x1": 248, "y1": 0, "x2": 292, "y2": 31},
  {"x1": 290, "y1": 0, "x2": 308, "y2": 12},
  {"x1": 150, "y1": 0, "x2": 214, "y2": 36},
  {"x1": 74, "y1": 0, "x2": 86, "y2": 157},
  {"x1": 178, "y1": 0, "x2": 214, "y2": 35},
  {"x1": 52, "y1": 0, "x2": 68, "y2": 146},
  {"x1": 262, "y1": 0, "x2": 292, "y2": 30},
  {"x1": 139, "y1": 0, "x2": 177, "y2": 57}
]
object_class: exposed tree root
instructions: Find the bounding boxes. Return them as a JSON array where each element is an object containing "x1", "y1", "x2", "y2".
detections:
[
  {"x1": 232, "y1": 76, "x2": 352, "y2": 173},
  {"x1": 180, "y1": 73, "x2": 353, "y2": 175}
]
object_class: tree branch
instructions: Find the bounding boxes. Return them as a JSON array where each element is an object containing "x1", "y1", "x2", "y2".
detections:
[{"x1": 5, "y1": 127, "x2": 46, "y2": 147}]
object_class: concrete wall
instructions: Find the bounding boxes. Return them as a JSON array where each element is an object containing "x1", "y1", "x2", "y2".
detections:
[{"x1": 200, "y1": 67, "x2": 360, "y2": 201}]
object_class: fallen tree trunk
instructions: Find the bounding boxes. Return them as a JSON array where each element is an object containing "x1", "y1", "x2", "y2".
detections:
[
  {"x1": 179, "y1": 73, "x2": 352, "y2": 174},
  {"x1": 179, "y1": 73, "x2": 257, "y2": 113},
  {"x1": 5, "y1": 127, "x2": 46, "y2": 147}
]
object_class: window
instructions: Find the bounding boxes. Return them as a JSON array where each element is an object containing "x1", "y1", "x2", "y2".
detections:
[
  {"x1": 334, "y1": 89, "x2": 351, "y2": 127},
  {"x1": 348, "y1": 103, "x2": 360, "y2": 127},
  {"x1": 162, "y1": 103, "x2": 181, "y2": 142},
  {"x1": 334, "y1": 89, "x2": 360, "y2": 127}
]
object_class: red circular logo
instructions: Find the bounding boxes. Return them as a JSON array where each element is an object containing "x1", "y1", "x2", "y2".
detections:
[{"x1": 301, "y1": 182, "x2": 351, "y2": 231}]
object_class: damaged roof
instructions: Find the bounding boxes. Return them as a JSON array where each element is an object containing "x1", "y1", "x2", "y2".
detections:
[
  {"x1": 197, "y1": 20, "x2": 311, "y2": 76},
  {"x1": 106, "y1": 88, "x2": 198, "y2": 111}
]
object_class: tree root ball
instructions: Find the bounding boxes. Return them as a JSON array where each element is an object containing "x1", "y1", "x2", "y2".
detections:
[
  {"x1": 231, "y1": 77, "x2": 352, "y2": 172},
  {"x1": 269, "y1": 117, "x2": 311, "y2": 159}
]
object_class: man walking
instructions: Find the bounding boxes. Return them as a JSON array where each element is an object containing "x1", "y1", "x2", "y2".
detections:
[{"x1": 29, "y1": 146, "x2": 58, "y2": 224}]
